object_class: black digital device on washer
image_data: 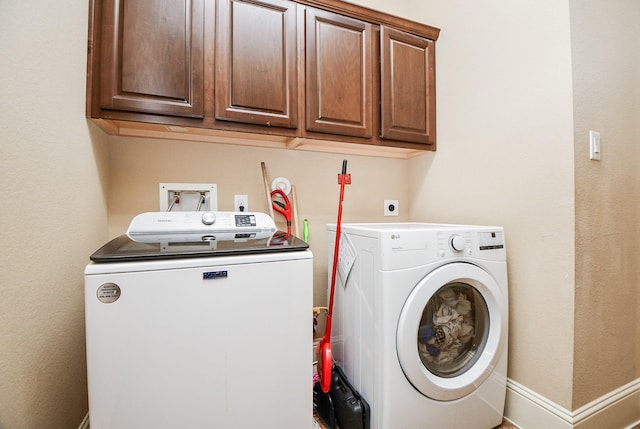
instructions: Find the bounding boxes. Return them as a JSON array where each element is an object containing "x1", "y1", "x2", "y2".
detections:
[{"x1": 314, "y1": 364, "x2": 370, "y2": 429}]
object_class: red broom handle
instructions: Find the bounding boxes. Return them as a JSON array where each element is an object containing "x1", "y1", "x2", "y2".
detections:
[{"x1": 324, "y1": 160, "x2": 350, "y2": 341}]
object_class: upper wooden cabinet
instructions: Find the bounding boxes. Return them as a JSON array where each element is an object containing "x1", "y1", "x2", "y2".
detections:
[
  {"x1": 305, "y1": 8, "x2": 374, "y2": 138},
  {"x1": 381, "y1": 26, "x2": 436, "y2": 145},
  {"x1": 215, "y1": 0, "x2": 299, "y2": 128},
  {"x1": 87, "y1": 0, "x2": 440, "y2": 158},
  {"x1": 90, "y1": 0, "x2": 205, "y2": 118}
]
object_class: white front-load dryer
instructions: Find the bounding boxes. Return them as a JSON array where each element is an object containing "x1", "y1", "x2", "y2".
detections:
[{"x1": 327, "y1": 223, "x2": 508, "y2": 429}]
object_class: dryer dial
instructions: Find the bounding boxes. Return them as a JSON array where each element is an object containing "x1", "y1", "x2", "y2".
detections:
[{"x1": 449, "y1": 234, "x2": 466, "y2": 252}]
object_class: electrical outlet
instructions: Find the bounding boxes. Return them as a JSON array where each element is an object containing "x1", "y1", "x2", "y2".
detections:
[
  {"x1": 384, "y1": 199, "x2": 399, "y2": 216},
  {"x1": 159, "y1": 183, "x2": 218, "y2": 212},
  {"x1": 234, "y1": 194, "x2": 248, "y2": 212}
]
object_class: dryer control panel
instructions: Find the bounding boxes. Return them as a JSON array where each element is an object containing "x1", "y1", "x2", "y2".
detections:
[
  {"x1": 478, "y1": 231, "x2": 505, "y2": 251},
  {"x1": 438, "y1": 229, "x2": 505, "y2": 261},
  {"x1": 332, "y1": 223, "x2": 507, "y2": 271}
]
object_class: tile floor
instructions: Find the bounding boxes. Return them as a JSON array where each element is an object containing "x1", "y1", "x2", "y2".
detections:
[{"x1": 493, "y1": 420, "x2": 519, "y2": 429}]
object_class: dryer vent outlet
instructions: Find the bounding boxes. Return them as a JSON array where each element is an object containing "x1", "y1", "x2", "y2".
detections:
[{"x1": 384, "y1": 199, "x2": 399, "y2": 216}]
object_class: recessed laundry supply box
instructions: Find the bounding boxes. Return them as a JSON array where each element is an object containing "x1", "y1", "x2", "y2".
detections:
[{"x1": 84, "y1": 211, "x2": 313, "y2": 429}]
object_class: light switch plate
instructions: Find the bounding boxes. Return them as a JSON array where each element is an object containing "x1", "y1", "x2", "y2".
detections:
[{"x1": 589, "y1": 130, "x2": 601, "y2": 161}]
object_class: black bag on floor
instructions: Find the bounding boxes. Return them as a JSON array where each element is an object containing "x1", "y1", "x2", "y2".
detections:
[{"x1": 314, "y1": 364, "x2": 370, "y2": 429}]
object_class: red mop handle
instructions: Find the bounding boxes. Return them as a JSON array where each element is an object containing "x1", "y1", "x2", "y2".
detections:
[{"x1": 324, "y1": 160, "x2": 351, "y2": 341}]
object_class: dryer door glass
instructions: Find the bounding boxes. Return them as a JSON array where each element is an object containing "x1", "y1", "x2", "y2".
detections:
[
  {"x1": 417, "y1": 282, "x2": 489, "y2": 377},
  {"x1": 397, "y1": 262, "x2": 506, "y2": 400}
]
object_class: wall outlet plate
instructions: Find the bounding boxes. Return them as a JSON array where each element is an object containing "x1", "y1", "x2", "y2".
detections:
[
  {"x1": 384, "y1": 199, "x2": 399, "y2": 216},
  {"x1": 159, "y1": 183, "x2": 218, "y2": 212},
  {"x1": 234, "y1": 194, "x2": 248, "y2": 212}
]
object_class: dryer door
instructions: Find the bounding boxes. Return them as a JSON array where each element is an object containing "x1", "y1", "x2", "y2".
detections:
[{"x1": 396, "y1": 262, "x2": 507, "y2": 401}]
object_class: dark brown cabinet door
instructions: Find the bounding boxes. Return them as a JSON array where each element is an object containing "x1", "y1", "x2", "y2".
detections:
[
  {"x1": 380, "y1": 26, "x2": 435, "y2": 145},
  {"x1": 97, "y1": 0, "x2": 205, "y2": 118},
  {"x1": 215, "y1": 0, "x2": 298, "y2": 128},
  {"x1": 305, "y1": 8, "x2": 373, "y2": 138}
]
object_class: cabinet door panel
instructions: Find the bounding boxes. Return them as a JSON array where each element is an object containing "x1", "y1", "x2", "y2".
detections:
[
  {"x1": 215, "y1": 0, "x2": 298, "y2": 128},
  {"x1": 380, "y1": 26, "x2": 435, "y2": 145},
  {"x1": 99, "y1": 0, "x2": 205, "y2": 118},
  {"x1": 306, "y1": 9, "x2": 373, "y2": 138}
]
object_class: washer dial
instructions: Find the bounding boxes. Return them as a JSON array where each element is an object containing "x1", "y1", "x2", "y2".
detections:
[{"x1": 201, "y1": 212, "x2": 216, "y2": 225}]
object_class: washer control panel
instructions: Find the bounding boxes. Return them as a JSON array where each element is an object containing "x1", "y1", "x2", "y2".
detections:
[{"x1": 126, "y1": 211, "x2": 276, "y2": 240}]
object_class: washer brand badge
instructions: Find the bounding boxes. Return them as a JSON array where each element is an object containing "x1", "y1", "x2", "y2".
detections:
[
  {"x1": 203, "y1": 270, "x2": 228, "y2": 280},
  {"x1": 97, "y1": 282, "x2": 121, "y2": 303}
]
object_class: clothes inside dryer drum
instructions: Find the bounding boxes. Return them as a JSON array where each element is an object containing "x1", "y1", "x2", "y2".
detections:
[{"x1": 417, "y1": 283, "x2": 490, "y2": 377}]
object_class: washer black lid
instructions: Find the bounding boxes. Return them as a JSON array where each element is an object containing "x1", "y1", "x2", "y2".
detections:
[{"x1": 90, "y1": 231, "x2": 309, "y2": 262}]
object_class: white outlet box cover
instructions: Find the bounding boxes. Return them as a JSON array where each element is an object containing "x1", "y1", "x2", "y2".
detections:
[{"x1": 159, "y1": 183, "x2": 218, "y2": 211}]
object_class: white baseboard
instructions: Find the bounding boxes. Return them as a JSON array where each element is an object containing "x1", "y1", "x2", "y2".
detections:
[
  {"x1": 505, "y1": 378, "x2": 640, "y2": 429},
  {"x1": 78, "y1": 413, "x2": 89, "y2": 429}
]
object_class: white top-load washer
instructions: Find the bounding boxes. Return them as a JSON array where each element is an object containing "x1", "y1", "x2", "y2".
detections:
[
  {"x1": 328, "y1": 223, "x2": 508, "y2": 429},
  {"x1": 85, "y1": 211, "x2": 313, "y2": 429}
]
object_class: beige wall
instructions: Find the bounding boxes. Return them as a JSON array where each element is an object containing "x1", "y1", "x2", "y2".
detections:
[
  {"x1": 0, "y1": 1, "x2": 109, "y2": 428},
  {"x1": 402, "y1": 0, "x2": 577, "y2": 409},
  {"x1": 378, "y1": 0, "x2": 639, "y2": 413},
  {"x1": 107, "y1": 137, "x2": 410, "y2": 306},
  {"x1": 570, "y1": 0, "x2": 640, "y2": 409},
  {"x1": 1, "y1": 0, "x2": 639, "y2": 427}
]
